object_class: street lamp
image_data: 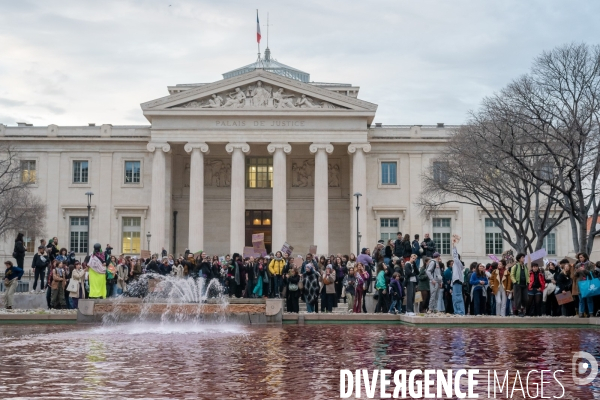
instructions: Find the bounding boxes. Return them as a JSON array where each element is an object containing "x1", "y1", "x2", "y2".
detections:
[
  {"x1": 354, "y1": 192, "x2": 362, "y2": 256},
  {"x1": 146, "y1": 232, "x2": 151, "y2": 252},
  {"x1": 85, "y1": 192, "x2": 93, "y2": 255}
]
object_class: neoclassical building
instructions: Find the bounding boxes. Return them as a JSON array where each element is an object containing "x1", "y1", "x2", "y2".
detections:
[{"x1": 0, "y1": 50, "x2": 572, "y2": 262}]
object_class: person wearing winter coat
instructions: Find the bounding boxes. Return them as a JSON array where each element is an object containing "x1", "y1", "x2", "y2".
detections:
[
  {"x1": 470, "y1": 264, "x2": 489, "y2": 316},
  {"x1": 417, "y1": 259, "x2": 431, "y2": 313},
  {"x1": 268, "y1": 252, "x2": 286, "y2": 299},
  {"x1": 510, "y1": 254, "x2": 530, "y2": 317},
  {"x1": 401, "y1": 234, "x2": 412, "y2": 261},
  {"x1": 323, "y1": 265, "x2": 336, "y2": 312},
  {"x1": 13, "y1": 233, "x2": 26, "y2": 269},
  {"x1": 426, "y1": 253, "x2": 443, "y2": 313},
  {"x1": 303, "y1": 263, "x2": 321, "y2": 313},
  {"x1": 411, "y1": 234, "x2": 422, "y2": 268},
  {"x1": 31, "y1": 245, "x2": 50, "y2": 292},
  {"x1": 574, "y1": 253, "x2": 596, "y2": 318},
  {"x1": 421, "y1": 234, "x2": 437, "y2": 258},
  {"x1": 69, "y1": 261, "x2": 86, "y2": 308},
  {"x1": 556, "y1": 261, "x2": 574, "y2": 316},
  {"x1": 51, "y1": 261, "x2": 68, "y2": 308},
  {"x1": 343, "y1": 267, "x2": 357, "y2": 313},
  {"x1": 527, "y1": 263, "x2": 545, "y2": 316},
  {"x1": 388, "y1": 272, "x2": 403, "y2": 314},
  {"x1": 3, "y1": 261, "x2": 24, "y2": 309},
  {"x1": 283, "y1": 268, "x2": 301, "y2": 313},
  {"x1": 489, "y1": 260, "x2": 512, "y2": 316},
  {"x1": 252, "y1": 257, "x2": 269, "y2": 298},
  {"x1": 116, "y1": 262, "x2": 129, "y2": 295},
  {"x1": 404, "y1": 254, "x2": 419, "y2": 315}
]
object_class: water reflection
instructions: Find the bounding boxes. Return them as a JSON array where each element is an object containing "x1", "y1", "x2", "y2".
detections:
[{"x1": 0, "y1": 324, "x2": 598, "y2": 399}]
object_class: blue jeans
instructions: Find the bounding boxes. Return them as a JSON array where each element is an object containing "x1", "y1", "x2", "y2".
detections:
[
  {"x1": 389, "y1": 297, "x2": 401, "y2": 313},
  {"x1": 306, "y1": 297, "x2": 315, "y2": 313},
  {"x1": 473, "y1": 288, "x2": 485, "y2": 315},
  {"x1": 452, "y1": 283, "x2": 465, "y2": 315},
  {"x1": 273, "y1": 275, "x2": 282, "y2": 297},
  {"x1": 579, "y1": 295, "x2": 594, "y2": 315}
]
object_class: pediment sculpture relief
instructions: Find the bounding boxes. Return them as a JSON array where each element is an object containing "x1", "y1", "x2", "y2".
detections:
[
  {"x1": 204, "y1": 159, "x2": 231, "y2": 187},
  {"x1": 173, "y1": 80, "x2": 346, "y2": 110},
  {"x1": 292, "y1": 159, "x2": 340, "y2": 187}
]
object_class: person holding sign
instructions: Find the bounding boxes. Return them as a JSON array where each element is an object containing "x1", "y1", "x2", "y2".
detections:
[{"x1": 556, "y1": 261, "x2": 574, "y2": 316}]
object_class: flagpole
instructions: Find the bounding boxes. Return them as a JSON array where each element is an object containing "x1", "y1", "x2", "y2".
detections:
[{"x1": 257, "y1": 9, "x2": 261, "y2": 61}]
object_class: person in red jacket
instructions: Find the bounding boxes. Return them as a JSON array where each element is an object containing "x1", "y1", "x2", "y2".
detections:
[{"x1": 527, "y1": 262, "x2": 546, "y2": 316}]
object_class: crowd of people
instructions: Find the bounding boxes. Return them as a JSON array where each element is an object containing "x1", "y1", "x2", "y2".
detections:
[{"x1": 3, "y1": 231, "x2": 600, "y2": 318}]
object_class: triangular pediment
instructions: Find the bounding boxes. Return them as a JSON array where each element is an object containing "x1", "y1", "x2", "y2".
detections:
[{"x1": 141, "y1": 70, "x2": 378, "y2": 114}]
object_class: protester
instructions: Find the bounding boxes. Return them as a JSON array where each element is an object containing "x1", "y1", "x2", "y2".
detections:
[
  {"x1": 31, "y1": 245, "x2": 50, "y2": 292},
  {"x1": 527, "y1": 262, "x2": 545, "y2": 316},
  {"x1": 426, "y1": 252, "x2": 443, "y2": 313},
  {"x1": 470, "y1": 263, "x2": 488, "y2": 315},
  {"x1": 51, "y1": 261, "x2": 67, "y2": 308},
  {"x1": 404, "y1": 254, "x2": 419, "y2": 316},
  {"x1": 13, "y1": 233, "x2": 26, "y2": 270},
  {"x1": 388, "y1": 272, "x2": 403, "y2": 314},
  {"x1": 343, "y1": 266, "x2": 356, "y2": 313},
  {"x1": 510, "y1": 253, "x2": 529, "y2": 317},
  {"x1": 69, "y1": 261, "x2": 86, "y2": 308},
  {"x1": 490, "y1": 260, "x2": 512, "y2": 316},
  {"x1": 3, "y1": 261, "x2": 24, "y2": 310}
]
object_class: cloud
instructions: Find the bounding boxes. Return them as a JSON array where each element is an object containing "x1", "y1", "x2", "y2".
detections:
[{"x1": 0, "y1": 0, "x2": 598, "y2": 125}]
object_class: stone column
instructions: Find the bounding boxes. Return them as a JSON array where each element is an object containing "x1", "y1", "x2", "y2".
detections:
[
  {"x1": 226, "y1": 142, "x2": 251, "y2": 254},
  {"x1": 309, "y1": 143, "x2": 334, "y2": 255},
  {"x1": 348, "y1": 143, "x2": 371, "y2": 254},
  {"x1": 268, "y1": 143, "x2": 292, "y2": 252},
  {"x1": 147, "y1": 142, "x2": 171, "y2": 254},
  {"x1": 184, "y1": 142, "x2": 210, "y2": 252}
]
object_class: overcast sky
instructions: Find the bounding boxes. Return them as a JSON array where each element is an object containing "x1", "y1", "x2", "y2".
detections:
[{"x1": 1, "y1": 0, "x2": 599, "y2": 127}]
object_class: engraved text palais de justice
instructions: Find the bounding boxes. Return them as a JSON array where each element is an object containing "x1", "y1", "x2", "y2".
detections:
[{"x1": 215, "y1": 120, "x2": 306, "y2": 127}]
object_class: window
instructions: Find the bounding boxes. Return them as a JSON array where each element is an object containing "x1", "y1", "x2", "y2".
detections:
[
  {"x1": 72, "y1": 160, "x2": 89, "y2": 184},
  {"x1": 544, "y1": 233, "x2": 556, "y2": 255},
  {"x1": 433, "y1": 162, "x2": 449, "y2": 184},
  {"x1": 24, "y1": 234, "x2": 35, "y2": 253},
  {"x1": 485, "y1": 218, "x2": 503, "y2": 255},
  {"x1": 124, "y1": 161, "x2": 141, "y2": 184},
  {"x1": 21, "y1": 160, "x2": 36, "y2": 183},
  {"x1": 70, "y1": 217, "x2": 88, "y2": 253},
  {"x1": 122, "y1": 217, "x2": 141, "y2": 254},
  {"x1": 380, "y1": 218, "x2": 399, "y2": 241},
  {"x1": 381, "y1": 162, "x2": 397, "y2": 185},
  {"x1": 432, "y1": 218, "x2": 451, "y2": 255},
  {"x1": 246, "y1": 157, "x2": 273, "y2": 188}
]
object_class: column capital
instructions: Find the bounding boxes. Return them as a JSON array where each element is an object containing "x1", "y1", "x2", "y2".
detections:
[
  {"x1": 146, "y1": 142, "x2": 171, "y2": 153},
  {"x1": 309, "y1": 143, "x2": 334, "y2": 154},
  {"x1": 267, "y1": 142, "x2": 292, "y2": 154},
  {"x1": 184, "y1": 142, "x2": 210, "y2": 154},
  {"x1": 225, "y1": 142, "x2": 250, "y2": 154},
  {"x1": 347, "y1": 143, "x2": 371, "y2": 154}
]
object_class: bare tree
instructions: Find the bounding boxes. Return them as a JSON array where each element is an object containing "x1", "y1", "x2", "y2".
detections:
[
  {"x1": 0, "y1": 144, "x2": 46, "y2": 241},
  {"x1": 418, "y1": 120, "x2": 566, "y2": 254},
  {"x1": 422, "y1": 43, "x2": 600, "y2": 254}
]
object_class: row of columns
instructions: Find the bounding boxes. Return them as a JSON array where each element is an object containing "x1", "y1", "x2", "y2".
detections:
[{"x1": 147, "y1": 141, "x2": 370, "y2": 255}]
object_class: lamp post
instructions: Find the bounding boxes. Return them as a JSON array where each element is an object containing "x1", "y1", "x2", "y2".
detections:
[
  {"x1": 146, "y1": 232, "x2": 151, "y2": 252},
  {"x1": 85, "y1": 192, "x2": 94, "y2": 255},
  {"x1": 354, "y1": 192, "x2": 362, "y2": 256}
]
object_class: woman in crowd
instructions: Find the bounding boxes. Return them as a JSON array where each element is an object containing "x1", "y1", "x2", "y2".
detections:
[
  {"x1": 401, "y1": 234, "x2": 412, "y2": 262},
  {"x1": 284, "y1": 267, "x2": 301, "y2": 313},
  {"x1": 470, "y1": 263, "x2": 488, "y2": 315},
  {"x1": 3, "y1": 261, "x2": 23, "y2": 310},
  {"x1": 343, "y1": 266, "x2": 356, "y2": 312},
  {"x1": 333, "y1": 256, "x2": 345, "y2": 306},
  {"x1": 87, "y1": 244, "x2": 107, "y2": 299},
  {"x1": 13, "y1": 233, "x2": 26, "y2": 270},
  {"x1": 557, "y1": 262, "x2": 574, "y2": 316},
  {"x1": 252, "y1": 257, "x2": 268, "y2": 298},
  {"x1": 417, "y1": 258, "x2": 431, "y2": 313},
  {"x1": 56, "y1": 248, "x2": 68, "y2": 263},
  {"x1": 69, "y1": 260, "x2": 86, "y2": 308},
  {"x1": 51, "y1": 261, "x2": 67, "y2": 308},
  {"x1": 323, "y1": 265, "x2": 336, "y2": 312},
  {"x1": 346, "y1": 253, "x2": 357, "y2": 271},
  {"x1": 268, "y1": 251, "x2": 285, "y2": 299},
  {"x1": 574, "y1": 252, "x2": 596, "y2": 318},
  {"x1": 490, "y1": 259, "x2": 512, "y2": 316},
  {"x1": 303, "y1": 263, "x2": 320, "y2": 313},
  {"x1": 543, "y1": 261, "x2": 560, "y2": 316},
  {"x1": 527, "y1": 262, "x2": 545, "y2": 316},
  {"x1": 384, "y1": 240, "x2": 394, "y2": 266},
  {"x1": 388, "y1": 272, "x2": 403, "y2": 314},
  {"x1": 374, "y1": 263, "x2": 388, "y2": 313},
  {"x1": 353, "y1": 262, "x2": 367, "y2": 313}
]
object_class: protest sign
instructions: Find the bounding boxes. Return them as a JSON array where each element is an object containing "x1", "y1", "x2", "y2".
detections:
[
  {"x1": 525, "y1": 248, "x2": 547, "y2": 265},
  {"x1": 281, "y1": 242, "x2": 294, "y2": 256},
  {"x1": 140, "y1": 250, "x2": 151, "y2": 260},
  {"x1": 488, "y1": 254, "x2": 500, "y2": 262}
]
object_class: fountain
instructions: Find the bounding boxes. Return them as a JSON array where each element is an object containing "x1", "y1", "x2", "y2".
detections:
[{"x1": 77, "y1": 274, "x2": 284, "y2": 325}]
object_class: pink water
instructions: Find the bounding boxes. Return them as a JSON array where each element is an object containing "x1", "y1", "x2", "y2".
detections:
[{"x1": 0, "y1": 324, "x2": 598, "y2": 399}]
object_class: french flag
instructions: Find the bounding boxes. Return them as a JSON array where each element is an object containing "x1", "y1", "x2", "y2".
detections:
[{"x1": 256, "y1": 11, "x2": 261, "y2": 43}]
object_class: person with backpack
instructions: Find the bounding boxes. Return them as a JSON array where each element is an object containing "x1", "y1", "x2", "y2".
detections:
[
  {"x1": 411, "y1": 234, "x2": 422, "y2": 268},
  {"x1": 31, "y1": 245, "x2": 50, "y2": 292},
  {"x1": 510, "y1": 253, "x2": 530, "y2": 317},
  {"x1": 464, "y1": 263, "x2": 477, "y2": 315},
  {"x1": 3, "y1": 261, "x2": 24, "y2": 310},
  {"x1": 426, "y1": 252, "x2": 443, "y2": 313}
]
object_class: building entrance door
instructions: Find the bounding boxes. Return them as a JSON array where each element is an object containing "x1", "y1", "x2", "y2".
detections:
[{"x1": 245, "y1": 210, "x2": 272, "y2": 254}]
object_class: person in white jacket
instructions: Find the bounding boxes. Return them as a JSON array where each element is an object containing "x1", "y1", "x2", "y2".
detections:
[
  {"x1": 450, "y1": 235, "x2": 466, "y2": 315},
  {"x1": 426, "y1": 253, "x2": 443, "y2": 313}
]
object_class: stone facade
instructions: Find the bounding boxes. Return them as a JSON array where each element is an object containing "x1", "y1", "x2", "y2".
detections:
[{"x1": 0, "y1": 65, "x2": 575, "y2": 263}]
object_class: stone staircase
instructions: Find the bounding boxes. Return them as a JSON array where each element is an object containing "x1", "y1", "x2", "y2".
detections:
[{"x1": 292, "y1": 299, "x2": 350, "y2": 314}]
